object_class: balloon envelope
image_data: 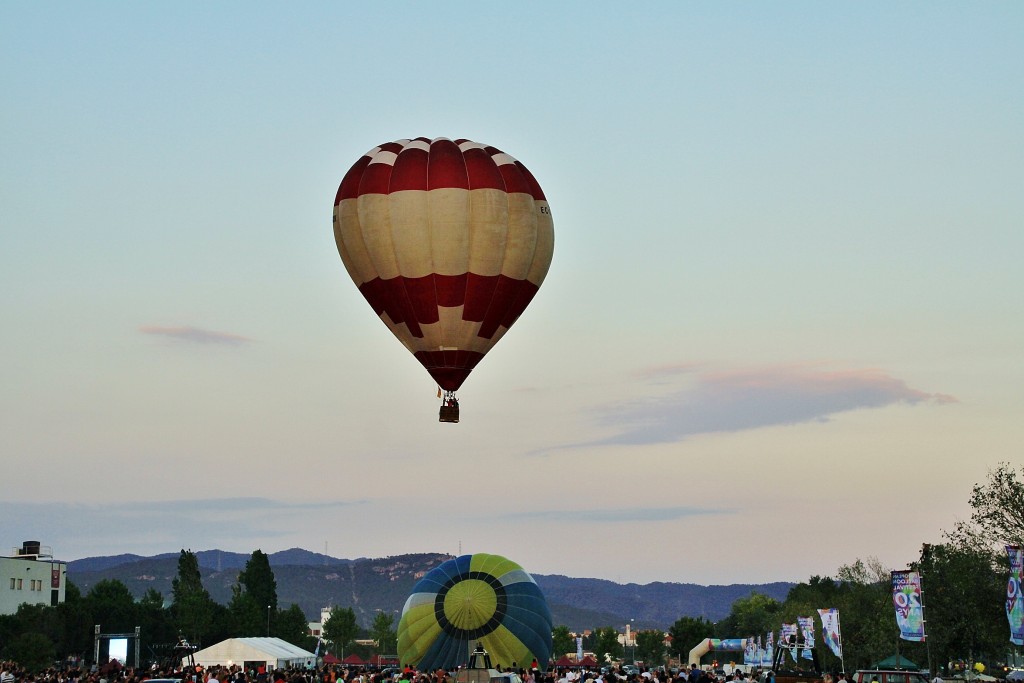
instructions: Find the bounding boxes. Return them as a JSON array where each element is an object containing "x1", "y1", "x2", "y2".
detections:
[
  {"x1": 333, "y1": 137, "x2": 554, "y2": 391},
  {"x1": 397, "y1": 553, "x2": 552, "y2": 671}
]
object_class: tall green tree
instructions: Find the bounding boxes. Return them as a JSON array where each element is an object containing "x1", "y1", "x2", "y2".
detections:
[
  {"x1": 8, "y1": 603, "x2": 63, "y2": 654},
  {"x1": 911, "y1": 542, "x2": 1005, "y2": 670},
  {"x1": 952, "y1": 462, "x2": 1024, "y2": 548},
  {"x1": 828, "y1": 558, "x2": 894, "y2": 670},
  {"x1": 137, "y1": 588, "x2": 177, "y2": 658},
  {"x1": 238, "y1": 550, "x2": 278, "y2": 613},
  {"x1": 56, "y1": 581, "x2": 92, "y2": 658},
  {"x1": 592, "y1": 626, "x2": 623, "y2": 663},
  {"x1": 551, "y1": 625, "x2": 574, "y2": 660},
  {"x1": 370, "y1": 611, "x2": 397, "y2": 654},
  {"x1": 773, "y1": 576, "x2": 848, "y2": 672},
  {"x1": 229, "y1": 549, "x2": 278, "y2": 637},
  {"x1": 85, "y1": 579, "x2": 138, "y2": 633},
  {"x1": 171, "y1": 549, "x2": 217, "y2": 643},
  {"x1": 635, "y1": 629, "x2": 666, "y2": 665},
  {"x1": 227, "y1": 586, "x2": 265, "y2": 637},
  {"x1": 717, "y1": 592, "x2": 781, "y2": 640},
  {"x1": 667, "y1": 616, "x2": 714, "y2": 664},
  {"x1": 323, "y1": 606, "x2": 359, "y2": 657},
  {"x1": 2, "y1": 632, "x2": 56, "y2": 672},
  {"x1": 276, "y1": 604, "x2": 315, "y2": 649}
]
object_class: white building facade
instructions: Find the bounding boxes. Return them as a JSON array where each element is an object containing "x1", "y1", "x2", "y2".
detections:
[{"x1": 0, "y1": 541, "x2": 67, "y2": 615}]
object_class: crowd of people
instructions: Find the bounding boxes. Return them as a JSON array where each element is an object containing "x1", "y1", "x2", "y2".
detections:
[{"x1": 1, "y1": 660, "x2": 828, "y2": 683}]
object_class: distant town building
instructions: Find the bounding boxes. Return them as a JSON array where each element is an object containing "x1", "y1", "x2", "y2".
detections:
[
  {"x1": 308, "y1": 605, "x2": 333, "y2": 639},
  {"x1": 0, "y1": 541, "x2": 67, "y2": 615},
  {"x1": 306, "y1": 605, "x2": 394, "y2": 647}
]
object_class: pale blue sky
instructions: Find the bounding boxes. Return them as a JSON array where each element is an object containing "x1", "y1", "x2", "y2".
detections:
[{"x1": 2, "y1": 2, "x2": 1022, "y2": 586}]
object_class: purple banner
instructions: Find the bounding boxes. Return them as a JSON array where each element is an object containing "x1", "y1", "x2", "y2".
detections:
[
  {"x1": 892, "y1": 570, "x2": 926, "y2": 642},
  {"x1": 1008, "y1": 546, "x2": 1024, "y2": 646}
]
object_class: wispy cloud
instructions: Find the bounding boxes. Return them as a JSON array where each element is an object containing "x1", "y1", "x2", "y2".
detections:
[
  {"x1": 0, "y1": 498, "x2": 361, "y2": 560},
  {"x1": 501, "y1": 506, "x2": 730, "y2": 523},
  {"x1": 100, "y1": 497, "x2": 362, "y2": 517},
  {"x1": 575, "y1": 363, "x2": 956, "y2": 447},
  {"x1": 139, "y1": 325, "x2": 252, "y2": 346}
]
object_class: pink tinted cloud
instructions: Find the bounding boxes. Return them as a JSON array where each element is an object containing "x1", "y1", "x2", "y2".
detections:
[
  {"x1": 139, "y1": 325, "x2": 251, "y2": 346},
  {"x1": 587, "y1": 363, "x2": 956, "y2": 446}
]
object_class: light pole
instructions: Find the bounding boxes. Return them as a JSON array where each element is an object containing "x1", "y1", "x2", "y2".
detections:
[{"x1": 267, "y1": 605, "x2": 271, "y2": 636}]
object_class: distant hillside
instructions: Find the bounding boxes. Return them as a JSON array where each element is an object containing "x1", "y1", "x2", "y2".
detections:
[
  {"x1": 66, "y1": 550, "x2": 793, "y2": 631},
  {"x1": 535, "y1": 575, "x2": 794, "y2": 628},
  {"x1": 67, "y1": 551, "x2": 446, "y2": 625}
]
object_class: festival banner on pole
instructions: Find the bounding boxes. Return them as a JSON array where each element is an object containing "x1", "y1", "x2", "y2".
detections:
[
  {"x1": 1007, "y1": 546, "x2": 1024, "y2": 646},
  {"x1": 765, "y1": 630, "x2": 774, "y2": 667},
  {"x1": 892, "y1": 570, "x2": 926, "y2": 641},
  {"x1": 781, "y1": 623, "x2": 798, "y2": 663},
  {"x1": 576, "y1": 636, "x2": 584, "y2": 661},
  {"x1": 817, "y1": 608, "x2": 843, "y2": 657},
  {"x1": 744, "y1": 636, "x2": 756, "y2": 665},
  {"x1": 798, "y1": 616, "x2": 815, "y2": 660}
]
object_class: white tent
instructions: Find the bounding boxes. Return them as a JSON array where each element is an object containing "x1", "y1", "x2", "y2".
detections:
[{"x1": 188, "y1": 637, "x2": 315, "y2": 670}]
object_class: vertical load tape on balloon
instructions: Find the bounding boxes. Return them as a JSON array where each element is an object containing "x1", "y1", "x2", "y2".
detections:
[
  {"x1": 333, "y1": 138, "x2": 554, "y2": 393},
  {"x1": 396, "y1": 553, "x2": 553, "y2": 671}
]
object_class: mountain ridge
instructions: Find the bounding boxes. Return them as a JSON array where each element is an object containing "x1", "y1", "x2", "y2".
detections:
[{"x1": 66, "y1": 550, "x2": 794, "y2": 631}]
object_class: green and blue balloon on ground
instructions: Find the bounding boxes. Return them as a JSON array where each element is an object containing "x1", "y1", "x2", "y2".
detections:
[{"x1": 397, "y1": 553, "x2": 553, "y2": 671}]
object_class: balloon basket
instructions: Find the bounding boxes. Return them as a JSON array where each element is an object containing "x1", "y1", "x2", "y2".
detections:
[{"x1": 439, "y1": 391, "x2": 460, "y2": 423}]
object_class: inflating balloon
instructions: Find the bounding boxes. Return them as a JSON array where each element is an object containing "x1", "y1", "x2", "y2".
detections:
[
  {"x1": 332, "y1": 138, "x2": 554, "y2": 423},
  {"x1": 396, "y1": 553, "x2": 552, "y2": 671}
]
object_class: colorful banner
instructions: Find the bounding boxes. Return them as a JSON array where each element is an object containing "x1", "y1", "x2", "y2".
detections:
[
  {"x1": 798, "y1": 616, "x2": 815, "y2": 659},
  {"x1": 744, "y1": 636, "x2": 756, "y2": 665},
  {"x1": 817, "y1": 608, "x2": 843, "y2": 658},
  {"x1": 712, "y1": 638, "x2": 745, "y2": 651},
  {"x1": 892, "y1": 570, "x2": 926, "y2": 641},
  {"x1": 1008, "y1": 546, "x2": 1024, "y2": 646},
  {"x1": 765, "y1": 631, "x2": 774, "y2": 667},
  {"x1": 781, "y1": 623, "x2": 798, "y2": 663},
  {"x1": 576, "y1": 636, "x2": 583, "y2": 661}
]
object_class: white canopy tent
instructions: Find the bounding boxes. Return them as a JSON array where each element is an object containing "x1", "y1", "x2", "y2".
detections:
[{"x1": 188, "y1": 637, "x2": 315, "y2": 670}]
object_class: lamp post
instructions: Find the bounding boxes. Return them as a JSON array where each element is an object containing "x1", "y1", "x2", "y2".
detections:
[{"x1": 267, "y1": 605, "x2": 271, "y2": 636}]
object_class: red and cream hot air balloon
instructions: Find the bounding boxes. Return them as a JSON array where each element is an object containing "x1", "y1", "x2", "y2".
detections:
[{"x1": 332, "y1": 137, "x2": 554, "y2": 422}]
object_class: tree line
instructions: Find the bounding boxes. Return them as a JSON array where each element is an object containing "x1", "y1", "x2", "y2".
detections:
[
  {"x1": 555, "y1": 464, "x2": 1024, "y2": 675},
  {"x1": 0, "y1": 549, "x2": 312, "y2": 671},
  {"x1": 2, "y1": 464, "x2": 1021, "y2": 675}
]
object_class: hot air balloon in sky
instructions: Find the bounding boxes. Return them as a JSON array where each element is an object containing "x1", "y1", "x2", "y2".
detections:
[
  {"x1": 397, "y1": 553, "x2": 553, "y2": 671},
  {"x1": 332, "y1": 138, "x2": 554, "y2": 422}
]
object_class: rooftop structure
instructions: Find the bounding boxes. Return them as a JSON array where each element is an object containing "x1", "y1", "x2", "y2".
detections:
[{"x1": 0, "y1": 540, "x2": 68, "y2": 615}]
